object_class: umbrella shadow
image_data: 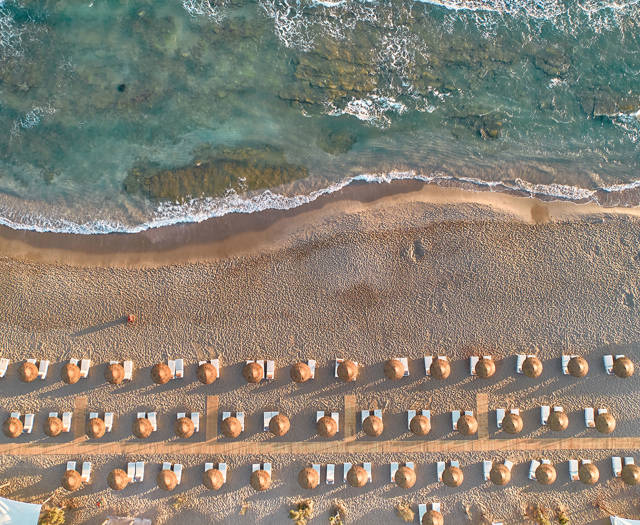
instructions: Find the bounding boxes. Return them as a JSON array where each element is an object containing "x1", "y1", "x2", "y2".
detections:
[{"x1": 71, "y1": 317, "x2": 128, "y2": 337}]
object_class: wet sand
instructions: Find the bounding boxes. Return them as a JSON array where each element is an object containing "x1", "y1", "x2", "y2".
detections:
[{"x1": 0, "y1": 182, "x2": 639, "y2": 524}]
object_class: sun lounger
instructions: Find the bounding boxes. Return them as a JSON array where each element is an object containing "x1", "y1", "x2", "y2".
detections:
[
  {"x1": 540, "y1": 405, "x2": 550, "y2": 425},
  {"x1": 127, "y1": 462, "x2": 135, "y2": 480},
  {"x1": 625, "y1": 457, "x2": 635, "y2": 466},
  {"x1": 104, "y1": 412, "x2": 114, "y2": 432},
  {"x1": 162, "y1": 462, "x2": 171, "y2": 471},
  {"x1": 584, "y1": 407, "x2": 595, "y2": 427},
  {"x1": 418, "y1": 504, "x2": 427, "y2": 522},
  {"x1": 264, "y1": 411, "x2": 278, "y2": 431},
  {"x1": 496, "y1": 408, "x2": 505, "y2": 428},
  {"x1": 541, "y1": 459, "x2": 551, "y2": 465},
  {"x1": 191, "y1": 412, "x2": 199, "y2": 432},
  {"x1": 0, "y1": 358, "x2": 9, "y2": 378},
  {"x1": 436, "y1": 461, "x2": 445, "y2": 481},
  {"x1": 451, "y1": 410, "x2": 461, "y2": 430},
  {"x1": 326, "y1": 463, "x2": 335, "y2": 484},
  {"x1": 137, "y1": 411, "x2": 145, "y2": 420},
  {"x1": 168, "y1": 360, "x2": 176, "y2": 377},
  {"x1": 81, "y1": 461, "x2": 91, "y2": 482},
  {"x1": 390, "y1": 462, "x2": 399, "y2": 482},
  {"x1": 504, "y1": 460, "x2": 513, "y2": 470},
  {"x1": 237, "y1": 412, "x2": 245, "y2": 430},
  {"x1": 363, "y1": 462, "x2": 372, "y2": 482},
  {"x1": 80, "y1": 359, "x2": 90, "y2": 378},
  {"x1": 424, "y1": 356, "x2": 433, "y2": 375},
  {"x1": 529, "y1": 460, "x2": 540, "y2": 480},
  {"x1": 10, "y1": 411, "x2": 19, "y2": 420},
  {"x1": 219, "y1": 463, "x2": 227, "y2": 481},
  {"x1": 66, "y1": 461, "x2": 76, "y2": 471},
  {"x1": 554, "y1": 406, "x2": 564, "y2": 413},
  {"x1": 343, "y1": 463, "x2": 351, "y2": 482},
  {"x1": 38, "y1": 360, "x2": 49, "y2": 379},
  {"x1": 432, "y1": 503, "x2": 441, "y2": 513},
  {"x1": 263, "y1": 463, "x2": 271, "y2": 476},
  {"x1": 612, "y1": 456, "x2": 622, "y2": 477},
  {"x1": 307, "y1": 359, "x2": 316, "y2": 379},
  {"x1": 204, "y1": 462, "x2": 213, "y2": 472},
  {"x1": 23, "y1": 413, "x2": 34, "y2": 433},
  {"x1": 450, "y1": 460, "x2": 459, "y2": 469},
  {"x1": 393, "y1": 357, "x2": 409, "y2": 376},
  {"x1": 89, "y1": 412, "x2": 98, "y2": 420},
  {"x1": 483, "y1": 460, "x2": 492, "y2": 481},
  {"x1": 123, "y1": 360, "x2": 133, "y2": 380},
  {"x1": 135, "y1": 461, "x2": 145, "y2": 482},
  {"x1": 361, "y1": 410, "x2": 370, "y2": 424},
  {"x1": 62, "y1": 412, "x2": 72, "y2": 432},
  {"x1": 173, "y1": 464, "x2": 183, "y2": 484},
  {"x1": 603, "y1": 355, "x2": 614, "y2": 374},
  {"x1": 147, "y1": 412, "x2": 157, "y2": 432},
  {"x1": 569, "y1": 459, "x2": 579, "y2": 481},
  {"x1": 175, "y1": 359, "x2": 184, "y2": 379},
  {"x1": 265, "y1": 360, "x2": 275, "y2": 380},
  {"x1": 50, "y1": 411, "x2": 59, "y2": 418}
]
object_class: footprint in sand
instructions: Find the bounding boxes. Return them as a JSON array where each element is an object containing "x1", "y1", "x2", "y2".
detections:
[{"x1": 405, "y1": 239, "x2": 425, "y2": 263}]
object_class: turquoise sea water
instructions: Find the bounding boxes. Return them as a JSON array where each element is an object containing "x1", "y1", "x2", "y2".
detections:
[{"x1": 0, "y1": 0, "x2": 639, "y2": 232}]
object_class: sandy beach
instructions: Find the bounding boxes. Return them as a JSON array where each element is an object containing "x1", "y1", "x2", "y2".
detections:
[{"x1": 1, "y1": 181, "x2": 640, "y2": 524}]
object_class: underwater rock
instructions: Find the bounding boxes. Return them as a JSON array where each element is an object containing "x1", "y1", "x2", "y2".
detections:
[
  {"x1": 451, "y1": 113, "x2": 503, "y2": 140},
  {"x1": 316, "y1": 129, "x2": 358, "y2": 155},
  {"x1": 578, "y1": 88, "x2": 640, "y2": 118},
  {"x1": 533, "y1": 47, "x2": 571, "y2": 77}
]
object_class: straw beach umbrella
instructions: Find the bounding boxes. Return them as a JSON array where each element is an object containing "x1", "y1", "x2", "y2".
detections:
[
  {"x1": 290, "y1": 362, "x2": 312, "y2": 383},
  {"x1": 395, "y1": 466, "x2": 416, "y2": 488},
  {"x1": 221, "y1": 416, "x2": 242, "y2": 438},
  {"x1": 151, "y1": 363, "x2": 172, "y2": 385},
  {"x1": 595, "y1": 412, "x2": 616, "y2": 434},
  {"x1": 347, "y1": 465, "x2": 368, "y2": 487},
  {"x1": 317, "y1": 416, "x2": 337, "y2": 438},
  {"x1": 535, "y1": 463, "x2": 556, "y2": 485},
  {"x1": 363, "y1": 415, "x2": 383, "y2": 437},
  {"x1": 250, "y1": 469, "x2": 271, "y2": 491},
  {"x1": 410, "y1": 414, "x2": 431, "y2": 436},
  {"x1": 337, "y1": 360, "x2": 358, "y2": 382},
  {"x1": 548, "y1": 411, "x2": 569, "y2": 431},
  {"x1": 203, "y1": 468, "x2": 224, "y2": 490},
  {"x1": 298, "y1": 467, "x2": 319, "y2": 489},
  {"x1": 105, "y1": 363, "x2": 125, "y2": 385},
  {"x1": 502, "y1": 412, "x2": 523, "y2": 435},
  {"x1": 522, "y1": 356, "x2": 543, "y2": 378},
  {"x1": 243, "y1": 362, "x2": 263, "y2": 383},
  {"x1": 442, "y1": 465, "x2": 463, "y2": 487},
  {"x1": 430, "y1": 358, "x2": 450, "y2": 379},
  {"x1": 197, "y1": 363, "x2": 217, "y2": 385},
  {"x1": 108, "y1": 469, "x2": 130, "y2": 490},
  {"x1": 622, "y1": 464, "x2": 640, "y2": 485},
  {"x1": 88, "y1": 417, "x2": 106, "y2": 439},
  {"x1": 422, "y1": 510, "x2": 444, "y2": 525},
  {"x1": 62, "y1": 470, "x2": 82, "y2": 491},
  {"x1": 568, "y1": 356, "x2": 588, "y2": 378},
  {"x1": 45, "y1": 416, "x2": 63, "y2": 437},
  {"x1": 476, "y1": 357, "x2": 496, "y2": 378},
  {"x1": 269, "y1": 414, "x2": 290, "y2": 436},
  {"x1": 458, "y1": 414, "x2": 478, "y2": 436},
  {"x1": 157, "y1": 469, "x2": 178, "y2": 491},
  {"x1": 175, "y1": 417, "x2": 195, "y2": 438},
  {"x1": 133, "y1": 417, "x2": 153, "y2": 439},
  {"x1": 19, "y1": 362, "x2": 38, "y2": 383},
  {"x1": 384, "y1": 359, "x2": 404, "y2": 380},
  {"x1": 490, "y1": 464, "x2": 511, "y2": 486},
  {"x1": 3, "y1": 417, "x2": 22, "y2": 438},
  {"x1": 613, "y1": 356, "x2": 634, "y2": 378},
  {"x1": 61, "y1": 363, "x2": 81, "y2": 384},
  {"x1": 579, "y1": 463, "x2": 599, "y2": 485}
]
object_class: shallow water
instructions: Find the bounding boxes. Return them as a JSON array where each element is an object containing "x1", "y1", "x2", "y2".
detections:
[{"x1": 0, "y1": 0, "x2": 639, "y2": 233}]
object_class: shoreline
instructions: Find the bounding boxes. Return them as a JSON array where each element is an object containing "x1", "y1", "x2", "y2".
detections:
[{"x1": 3, "y1": 179, "x2": 640, "y2": 268}]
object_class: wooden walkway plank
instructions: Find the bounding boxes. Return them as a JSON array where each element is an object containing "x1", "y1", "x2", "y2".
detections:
[
  {"x1": 206, "y1": 395, "x2": 218, "y2": 442},
  {"x1": 344, "y1": 395, "x2": 356, "y2": 441},
  {"x1": 476, "y1": 393, "x2": 489, "y2": 439},
  {"x1": 73, "y1": 396, "x2": 87, "y2": 439}
]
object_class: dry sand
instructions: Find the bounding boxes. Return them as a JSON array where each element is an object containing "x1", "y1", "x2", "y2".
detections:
[{"x1": 0, "y1": 182, "x2": 639, "y2": 524}]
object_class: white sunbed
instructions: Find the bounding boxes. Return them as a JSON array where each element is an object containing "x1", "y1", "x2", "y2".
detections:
[
  {"x1": 363, "y1": 462, "x2": 372, "y2": 483},
  {"x1": 394, "y1": 357, "x2": 410, "y2": 376},
  {"x1": 504, "y1": 460, "x2": 513, "y2": 471},
  {"x1": 263, "y1": 463, "x2": 272, "y2": 476},
  {"x1": 326, "y1": 464, "x2": 335, "y2": 484},
  {"x1": 529, "y1": 460, "x2": 541, "y2": 480},
  {"x1": 123, "y1": 360, "x2": 133, "y2": 381},
  {"x1": 625, "y1": 457, "x2": 635, "y2": 466},
  {"x1": 135, "y1": 461, "x2": 145, "y2": 482},
  {"x1": 312, "y1": 464, "x2": 321, "y2": 480},
  {"x1": 81, "y1": 461, "x2": 91, "y2": 482},
  {"x1": 373, "y1": 409, "x2": 382, "y2": 419},
  {"x1": 569, "y1": 459, "x2": 579, "y2": 481},
  {"x1": 612, "y1": 456, "x2": 622, "y2": 477},
  {"x1": 89, "y1": 412, "x2": 98, "y2": 420},
  {"x1": 191, "y1": 412, "x2": 200, "y2": 432},
  {"x1": 483, "y1": 460, "x2": 492, "y2": 481},
  {"x1": 219, "y1": 463, "x2": 227, "y2": 481},
  {"x1": 127, "y1": 462, "x2": 135, "y2": 481},
  {"x1": 264, "y1": 411, "x2": 278, "y2": 431},
  {"x1": 50, "y1": 411, "x2": 59, "y2": 418},
  {"x1": 424, "y1": 356, "x2": 433, "y2": 376},
  {"x1": 168, "y1": 360, "x2": 177, "y2": 378},
  {"x1": 62, "y1": 412, "x2": 72, "y2": 432},
  {"x1": 390, "y1": 462, "x2": 399, "y2": 482},
  {"x1": 450, "y1": 460, "x2": 459, "y2": 468},
  {"x1": 603, "y1": 354, "x2": 614, "y2": 374},
  {"x1": 23, "y1": 413, "x2": 34, "y2": 434},
  {"x1": 147, "y1": 412, "x2": 157, "y2": 432},
  {"x1": 137, "y1": 411, "x2": 146, "y2": 420},
  {"x1": 343, "y1": 462, "x2": 352, "y2": 482},
  {"x1": 265, "y1": 360, "x2": 275, "y2": 380},
  {"x1": 496, "y1": 408, "x2": 506, "y2": 428},
  {"x1": 66, "y1": 461, "x2": 76, "y2": 471},
  {"x1": 418, "y1": 504, "x2": 427, "y2": 523},
  {"x1": 432, "y1": 503, "x2": 441, "y2": 513},
  {"x1": 451, "y1": 410, "x2": 461, "y2": 430},
  {"x1": 540, "y1": 406, "x2": 550, "y2": 425},
  {"x1": 173, "y1": 464, "x2": 183, "y2": 484},
  {"x1": 80, "y1": 359, "x2": 91, "y2": 378},
  {"x1": 436, "y1": 461, "x2": 445, "y2": 481},
  {"x1": 237, "y1": 412, "x2": 245, "y2": 430},
  {"x1": 204, "y1": 462, "x2": 213, "y2": 472},
  {"x1": 104, "y1": 412, "x2": 114, "y2": 432},
  {"x1": 38, "y1": 360, "x2": 49, "y2": 379},
  {"x1": 175, "y1": 359, "x2": 184, "y2": 379},
  {"x1": 307, "y1": 359, "x2": 316, "y2": 379},
  {"x1": 162, "y1": 462, "x2": 171, "y2": 471},
  {"x1": 0, "y1": 358, "x2": 9, "y2": 378}
]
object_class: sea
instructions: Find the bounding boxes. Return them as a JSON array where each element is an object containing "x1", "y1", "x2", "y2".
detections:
[{"x1": 0, "y1": 0, "x2": 639, "y2": 234}]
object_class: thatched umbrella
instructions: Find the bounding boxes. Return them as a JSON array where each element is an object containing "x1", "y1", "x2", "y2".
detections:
[
  {"x1": 548, "y1": 411, "x2": 569, "y2": 432},
  {"x1": 337, "y1": 360, "x2": 358, "y2": 382},
  {"x1": 317, "y1": 416, "x2": 337, "y2": 438},
  {"x1": 522, "y1": 356, "x2": 543, "y2": 378},
  {"x1": 250, "y1": 469, "x2": 271, "y2": 491},
  {"x1": 490, "y1": 464, "x2": 511, "y2": 486},
  {"x1": 384, "y1": 359, "x2": 404, "y2": 380},
  {"x1": 535, "y1": 463, "x2": 556, "y2": 485},
  {"x1": 567, "y1": 356, "x2": 588, "y2": 378},
  {"x1": 108, "y1": 468, "x2": 130, "y2": 490},
  {"x1": 476, "y1": 357, "x2": 496, "y2": 378},
  {"x1": 61, "y1": 363, "x2": 81, "y2": 385},
  {"x1": 151, "y1": 363, "x2": 172, "y2": 385},
  {"x1": 363, "y1": 415, "x2": 383, "y2": 437},
  {"x1": 3, "y1": 417, "x2": 22, "y2": 438},
  {"x1": 430, "y1": 358, "x2": 450, "y2": 379},
  {"x1": 175, "y1": 417, "x2": 195, "y2": 438},
  {"x1": 298, "y1": 467, "x2": 319, "y2": 489},
  {"x1": 133, "y1": 417, "x2": 153, "y2": 439},
  {"x1": 622, "y1": 464, "x2": 640, "y2": 486},
  {"x1": 442, "y1": 465, "x2": 463, "y2": 487},
  {"x1": 19, "y1": 362, "x2": 38, "y2": 383},
  {"x1": 290, "y1": 362, "x2": 312, "y2": 383},
  {"x1": 243, "y1": 362, "x2": 263, "y2": 384},
  {"x1": 503, "y1": 413, "x2": 524, "y2": 435},
  {"x1": 105, "y1": 363, "x2": 125, "y2": 385},
  {"x1": 45, "y1": 416, "x2": 63, "y2": 437},
  {"x1": 422, "y1": 510, "x2": 444, "y2": 525},
  {"x1": 613, "y1": 356, "x2": 634, "y2": 378},
  {"x1": 221, "y1": 416, "x2": 242, "y2": 438},
  {"x1": 410, "y1": 414, "x2": 431, "y2": 436},
  {"x1": 579, "y1": 463, "x2": 599, "y2": 485},
  {"x1": 268, "y1": 414, "x2": 290, "y2": 436},
  {"x1": 87, "y1": 417, "x2": 106, "y2": 439},
  {"x1": 157, "y1": 469, "x2": 178, "y2": 491},
  {"x1": 395, "y1": 466, "x2": 416, "y2": 488},
  {"x1": 62, "y1": 470, "x2": 82, "y2": 491},
  {"x1": 347, "y1": 465, "x2": 368, "y2": 487},
  {"x1": 203, "y1": 468, "x2": 224, "y2": 490},
  {"x1": 197, "y1": 363, "x2": 217, "y2": 385},
  {"x1": 458, "y1": 414, "x2": 478, "y2": 436},
  {"x1": 595, "y1": 412, "x2": 616, "y2": 434}
]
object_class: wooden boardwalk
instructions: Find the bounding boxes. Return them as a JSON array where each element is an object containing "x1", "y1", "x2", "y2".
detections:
[{"x1": 476, "y1": 393, "x2": 489, "y2": 440}]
